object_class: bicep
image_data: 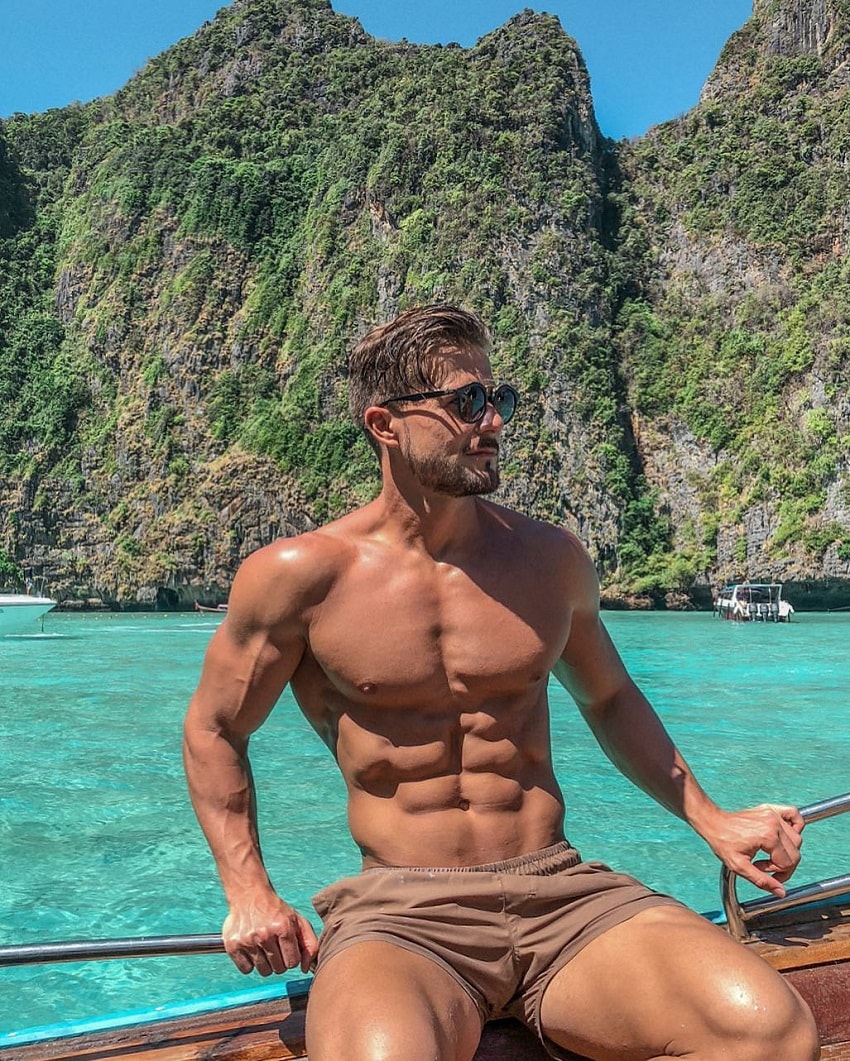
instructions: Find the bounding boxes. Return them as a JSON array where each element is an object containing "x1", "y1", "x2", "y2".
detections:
[
  {"x1": 552, "y1": 612, "x2": 632, "y2": 716},
  {"x1": 549, "y1": 542, "x2": 632, "y2": 715},
  {"x1": 187, "y1": 618, "x2": 306, "y2": 742},
  {"x1": 185, "y1": 545, "x2": 313, "y2": 742}
]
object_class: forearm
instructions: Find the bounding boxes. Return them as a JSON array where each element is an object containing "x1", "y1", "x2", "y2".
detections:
[
  {"x1": 585, "y1": 682, "x2": 723, "y2": 837},
  {"x1": 583, "y1": 682, "x2": 805, "y2": 895},
  {"x1": 183, "y1": 719, "x2": 320, "y2": 972},
  {"x1": 183, "y1": 723, "x2": 275, "y2": 903}
]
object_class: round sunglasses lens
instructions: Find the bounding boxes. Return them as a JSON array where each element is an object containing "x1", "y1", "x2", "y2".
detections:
[
  {"x1": 458, "y1": 384, "x2": 487, "y2": 422},
  {"x1": 494, "y1": 386, "x2": 517, "y2": 422}
]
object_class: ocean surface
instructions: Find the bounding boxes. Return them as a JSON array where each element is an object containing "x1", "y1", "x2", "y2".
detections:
[{"x1": 1, "y1": 609, "x2": 848, "y2": 1034}]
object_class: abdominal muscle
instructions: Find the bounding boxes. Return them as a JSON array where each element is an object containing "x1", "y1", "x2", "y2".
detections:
[
  {"x1": 350, "y1": 781, "x2": 567, "y2": 869},
  {"x1": 336, "y1": 702, "x2": 568, "y2": 869}
]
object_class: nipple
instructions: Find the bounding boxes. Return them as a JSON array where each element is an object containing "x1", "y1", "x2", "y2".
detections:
[{"x1": 359, "y1": 681, "x2": 378, "y2": 695}]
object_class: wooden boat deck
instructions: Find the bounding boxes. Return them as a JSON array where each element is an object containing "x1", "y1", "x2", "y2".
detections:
[{"x1": 745, "y1": 898, "x2": 850, "y2": 1059}]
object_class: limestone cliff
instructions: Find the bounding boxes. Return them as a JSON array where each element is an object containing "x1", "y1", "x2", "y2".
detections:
[
  {"x1": 1, "y1": 0, "x2": 848, "y2": 607},
  {"x1": 615, "y1": 0, "x2": 850, "y2": 600}
]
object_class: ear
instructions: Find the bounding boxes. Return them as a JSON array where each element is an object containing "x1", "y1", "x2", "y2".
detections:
[{"x1": 363, "y1": 405, "x2": 399, "y2": 449}]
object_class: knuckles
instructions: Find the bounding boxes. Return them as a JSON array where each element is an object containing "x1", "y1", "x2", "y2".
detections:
[{"x1": 222, "y1": 907, "x2": 316, "y2": 975}]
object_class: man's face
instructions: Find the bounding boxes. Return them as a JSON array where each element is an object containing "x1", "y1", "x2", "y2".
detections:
[{"x1": 395, "y1": 347, "x2": 505, "y2": 497}]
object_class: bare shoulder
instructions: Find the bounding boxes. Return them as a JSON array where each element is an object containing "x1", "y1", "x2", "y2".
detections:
[
  {"x1": 227, "y1": 516, "x2": 360, "y2": 637},
  {"x1": 479, "y1": 501, "x2": 599, "y2": 597},
  {"x1": 479, "y1": 499, "x2": 585, "y2": 549}
]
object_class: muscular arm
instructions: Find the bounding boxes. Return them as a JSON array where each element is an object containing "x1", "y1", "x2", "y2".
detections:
[
  {"x1": 183, "y1": 542, "x2": 322, "y2": 974},
  {"x1": 552, "y1": 538, "x2": 803, "y2": 897}
]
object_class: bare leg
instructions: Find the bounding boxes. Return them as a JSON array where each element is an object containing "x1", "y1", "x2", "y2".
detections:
[
  {"x1": 306, "y1": 940, "x2": 484, "y2": 1061},
  {"x1": 539, "y1": 906, "x2": 819, "y2": 1060}
]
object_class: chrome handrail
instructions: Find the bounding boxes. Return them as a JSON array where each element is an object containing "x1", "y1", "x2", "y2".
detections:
[
  {"x1": 721, "y1": 792, "x2": 850, "y2": 939},
  {"x1": 0, "y1": 933, "x2": 224, "y2": 967}
]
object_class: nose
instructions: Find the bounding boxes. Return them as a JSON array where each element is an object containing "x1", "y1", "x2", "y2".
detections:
[{"x1": 477, "y1": 399, "x2": 504, "y2": 432}]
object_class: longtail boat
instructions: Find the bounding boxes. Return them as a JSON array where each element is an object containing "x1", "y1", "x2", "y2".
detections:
[{"x1": 2, "y1": 793, "x2": 848, "y2": 1060}]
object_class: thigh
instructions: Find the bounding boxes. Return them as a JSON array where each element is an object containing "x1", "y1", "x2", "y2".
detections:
[
  {"x1": 538, "y1": 905, "x2": 810, "y2": 1060},
  {"x1": 306, "y1": 940, "x2": 484, "y2": 1061}
]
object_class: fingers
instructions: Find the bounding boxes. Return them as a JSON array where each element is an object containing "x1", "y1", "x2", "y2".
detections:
[
  {"x1": 739, "y1": 856, "x2": 791, "y2": 897},
  {"x1": 763, "y1": 803, "x2": 804, "y2": 867},
  {"x1": 225, "y1": 932, "x2": 292, "y2": 976},
  {"x1": 721, "y1": 803, "x2": 805, "y2": 897},
  {"x1": 234, "y1": 936, "x2": 287, "y2": 976},
  {"x1": 228, "y1": 945, "x2": 256, "y2": 976},
  {"x1": 774, "y1": 803, "x2": 805, "y2": 835},
  {"x1": 296, "y1": 916, "x2": 320, "y2": 973},
  {"x1": 757, "y1": 802, "x2": 805, "y2": 837},
  {"x1": 224, "y1": 908, "x2": 319, "y2": 976}
]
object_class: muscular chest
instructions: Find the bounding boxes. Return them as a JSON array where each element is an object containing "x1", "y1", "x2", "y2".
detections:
[{"x1": 305, "y1": 554, "x2": 567, "y2": 705}]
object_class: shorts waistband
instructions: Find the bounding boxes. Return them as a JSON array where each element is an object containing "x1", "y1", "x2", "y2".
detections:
[{"x1": 363, "y1": 841, "x2": 581, "y2": 876}]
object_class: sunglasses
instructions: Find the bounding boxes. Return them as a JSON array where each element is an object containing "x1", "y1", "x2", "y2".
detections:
[{"x1": 379, "y1": 382, "x2": 519, "y2": 424}]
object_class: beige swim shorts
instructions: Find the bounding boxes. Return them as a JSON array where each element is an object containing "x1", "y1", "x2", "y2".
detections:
[{"x1": 312, "y1": 841, "x2": 683, "y2": 1055}]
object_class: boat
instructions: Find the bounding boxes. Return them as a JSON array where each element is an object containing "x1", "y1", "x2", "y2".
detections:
[
  {"x1": 714, "y1": 582, "x2": 794, "y2": 622},
  {"x1": 193, "y1": 601, "x2": 228, "y2": 613},
  {"x1": 0, "y1": 792, "x2": 847, "y2": 1060},
  {"x1": 0, "y1": 591, "x2": 57, "y2": 637}
]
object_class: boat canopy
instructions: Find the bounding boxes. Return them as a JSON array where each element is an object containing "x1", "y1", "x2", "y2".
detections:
[{"x1": 718, "y1": 583, "x2": 783, "y2": 601}]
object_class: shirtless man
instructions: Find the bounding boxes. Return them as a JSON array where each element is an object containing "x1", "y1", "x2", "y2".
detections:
[{"x1": 183, "y1": 306, "x2": 819, "y2": 1060}]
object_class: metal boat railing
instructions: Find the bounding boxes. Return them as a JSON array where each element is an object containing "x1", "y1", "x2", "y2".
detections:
[
  {"x1": 721, "y1": 792, "x2": 850, "y2": 939},
  {"x1": 0, "y1": 933, "x2": 224, "y2": 967}
]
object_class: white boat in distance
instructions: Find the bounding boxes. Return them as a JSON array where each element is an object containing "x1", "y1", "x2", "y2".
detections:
[
  {"x1": 714, "y1": 582, "x2": 794, "y2": 622},
  {"x1": 0, "y1": 592, "x2": 57, "y2": 636}
]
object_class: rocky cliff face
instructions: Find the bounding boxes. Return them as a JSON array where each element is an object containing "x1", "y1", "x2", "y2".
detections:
[
  {"x1": 1, "y1": 0, "x2": 849, "y2": 607},
  {"x1": 616, "y1": 0, "x2": 850, "y2": 598}
]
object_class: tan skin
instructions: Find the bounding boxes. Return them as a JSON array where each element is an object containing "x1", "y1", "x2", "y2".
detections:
[{"x1": 184, "y1": 346, "x2": 819, "y2": 1060}]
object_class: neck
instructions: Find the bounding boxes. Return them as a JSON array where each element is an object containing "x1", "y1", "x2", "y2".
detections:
[{"x1": 375, "y1": 476, "x2": 485, "y2": 557}]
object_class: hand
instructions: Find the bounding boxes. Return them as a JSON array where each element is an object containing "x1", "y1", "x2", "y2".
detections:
[
  {"x1": 704, "y1": 803, "x2": 804, "y2": 897},
  {"x1": 223, "y1": 892, "x2": 319, "y2": 976}
]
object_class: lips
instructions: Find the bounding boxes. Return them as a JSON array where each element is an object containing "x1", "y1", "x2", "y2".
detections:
[{"x1": 465, "y1": 440, "x2": 499, "y2": 456}]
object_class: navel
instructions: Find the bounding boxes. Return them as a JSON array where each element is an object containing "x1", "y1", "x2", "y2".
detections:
[{"x1": 458, "y1": 798, "x2": 470, "y2": 812}]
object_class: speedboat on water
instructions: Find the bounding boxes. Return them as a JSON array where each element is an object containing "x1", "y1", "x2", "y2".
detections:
[
  {"x1": 0, "y1": 792, "x2": 847, "y2": 1059},
  {"x1": 0, "y1": 591, "x2": 57, "y2": 636},
  {"x1": 714, "y1": 582, "x2": 794, "y2": 622}
]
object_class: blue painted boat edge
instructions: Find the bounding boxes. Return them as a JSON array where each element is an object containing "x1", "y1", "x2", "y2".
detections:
[{"x1": 0, "y1": 975, "x2": 312, "y2": 1049}]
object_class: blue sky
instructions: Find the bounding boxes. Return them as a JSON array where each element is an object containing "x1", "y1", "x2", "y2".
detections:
[{"x1": 1, "y1": 0, "x2": 752, "y2": 139}]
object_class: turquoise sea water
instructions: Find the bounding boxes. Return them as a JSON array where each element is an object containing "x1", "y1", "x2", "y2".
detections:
[{"x1": 1, "y1": 609, "x2": 848, "y2": 1034}]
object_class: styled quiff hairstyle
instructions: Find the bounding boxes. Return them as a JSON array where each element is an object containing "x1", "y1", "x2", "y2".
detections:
[{"x1": 348, "y1": 305, "x2": 491, "y2": 453}]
